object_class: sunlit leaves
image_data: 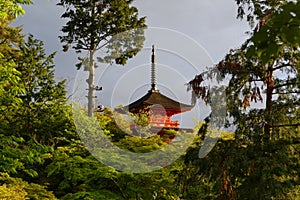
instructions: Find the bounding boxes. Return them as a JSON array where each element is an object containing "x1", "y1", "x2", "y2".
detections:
[
  {"x1": 0, "y1": 0, "x2": 32, "y2": 19},
  {"x1": 0, "y1": 134, "x2": 54, "y2": 177},
  {"x1": 58, "y1": 0, "x2": 146, "y2": 65},
  {"x1": 0, "y1": 172, "x2": 56, "y2": 199},
  {"x1": 246, "y1": 1, "x2": 300, "y2": 63}
]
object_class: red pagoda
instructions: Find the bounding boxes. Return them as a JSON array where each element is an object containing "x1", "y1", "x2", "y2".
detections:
[{"x1": 118, "y1": 45, "x2": 193, "y2": 134}]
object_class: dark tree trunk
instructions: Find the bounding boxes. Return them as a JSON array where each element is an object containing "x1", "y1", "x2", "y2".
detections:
[{"x1": 265, "y1": 65, "x2": 274, "y2": 141}]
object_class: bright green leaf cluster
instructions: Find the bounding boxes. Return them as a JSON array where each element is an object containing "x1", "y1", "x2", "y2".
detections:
[{"x1": 246, "y1": 1, "x2": 300, "y2": 63}]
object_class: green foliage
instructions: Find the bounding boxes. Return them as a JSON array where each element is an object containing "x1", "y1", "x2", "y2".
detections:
[
  {"x1": 58, "y1": 0, "x2": 146, "y2": 65},
  {"x1": 1, "y1": 1, "x2": 299, "y2": 199},
  {"x1": 218, "y1": 1, "x2": 299, "y2": 198},
  {"x1": 45, "y1": 143, "x2": 118, "y2": 198},
  {"x1": 0, "y1": 172, "x2": 56, "y2": 200},
  {"x1": 95, "y1": 108, "x2": 129, "y2": 141},
  {"x1": 0, "y1": 55, "x2": 24, "y2": 107},
  {"x1": 0, "y1": 0, "x2": 32, "y2": 19},
  {"x1": 116, "y1": 135, "x2": 166, "y2": 153},
  {"x1": 0, "y1": 0, "x2": 28, "y2": 122},
  {"x1": 0, "y1": 134, "x2": 54, "y2": 177},
  {"x1": 0, "y1": 7, "x2": 77, "y2": 198},
  {"x1": 58, "y1": 0, "x2": 146, "y2": 116},
  {"x1": 185, "y1": 1, "x2": 300, "y2": 198},
  {"x1": 2, "y1": 34, "x2": 73, "y2": 145},
  {"x1": 246, "y1": 1, "x2": 300, "y2": 64},
  {"x1": 46, "y1": 139, "x2": 185, "y2": 199},
  {"x1": 235, "y1": 0, "x2": 289, "y2": 27}
]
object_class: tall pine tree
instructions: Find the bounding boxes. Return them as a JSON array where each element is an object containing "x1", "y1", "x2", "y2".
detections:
[{"x1": 58, "y1": 0, "x2": 146, "y2": 116}]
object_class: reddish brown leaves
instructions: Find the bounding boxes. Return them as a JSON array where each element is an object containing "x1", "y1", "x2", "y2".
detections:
[
  {"x1": 187, "y1": 74, "x2": 210, "y2": 105},
  {"x1": 243, "y1": 87, "x2": 263, "y2": 108}
]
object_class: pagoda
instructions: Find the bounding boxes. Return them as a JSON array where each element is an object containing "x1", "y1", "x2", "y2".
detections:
[{"x1": 118, "y1": 45, "x2": 193, "y2": 134}]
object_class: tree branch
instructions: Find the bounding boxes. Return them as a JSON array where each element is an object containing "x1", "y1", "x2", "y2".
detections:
[
  {"x1": 271, "y1": 123, "x2": 300, "y2": 128},
  {"x1": 96, "y1": 40, "x2": 109, "y2": 51},
  {"x1": 111, "y1": 178, "x2": 126, "y2": 199},
  {"x1": 273, "y1": 81, "x2": 299, "y2": 90},
  {"x1": 272, "y1": 63, "x2": 292, "y2": 71},
  {"x1": 272, "y1": 91, "x2": 300, "y2": 95}
]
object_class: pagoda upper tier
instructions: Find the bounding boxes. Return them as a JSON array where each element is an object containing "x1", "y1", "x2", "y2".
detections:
[{"x1": 116, "y1": 45, "x2": 193, "y2": 130}]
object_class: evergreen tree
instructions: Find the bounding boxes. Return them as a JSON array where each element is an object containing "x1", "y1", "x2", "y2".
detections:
[
  {"x1": 0, "y1": 33, "x2": 74, "y2": 183},
  {"x1": 0, "y1": 2, "x2": 62, "y2": 198},
  {"x1": 13, "y1": 35, "x2": 71, "y2": 143},
  {"x1": 186, "y1": 1, "x2": 300, "y2": 198},
  {"x1": 0, "y1": 0, "x2": 31, "y2": 126},
  {"x1": 0, "y1": 34, "x2": 73, "y2": 144}
]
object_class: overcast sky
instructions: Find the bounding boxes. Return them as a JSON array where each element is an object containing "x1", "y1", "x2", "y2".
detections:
[{"x1": 14, "y1": 0, "x2": 250, "y2": 128}]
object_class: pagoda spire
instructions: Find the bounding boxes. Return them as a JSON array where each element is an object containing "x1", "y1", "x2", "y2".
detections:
[{"x1": 151, "y1": 45, "x2": 157, "y2": 91}]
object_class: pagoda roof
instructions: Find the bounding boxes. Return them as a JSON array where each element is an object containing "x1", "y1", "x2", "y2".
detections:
[
  {"x1": 115, "y1": 45, "x2": 194, "y2": 115},
  {"x1": 118, "y1": 89, "x2": 193, "y2": 115}
]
